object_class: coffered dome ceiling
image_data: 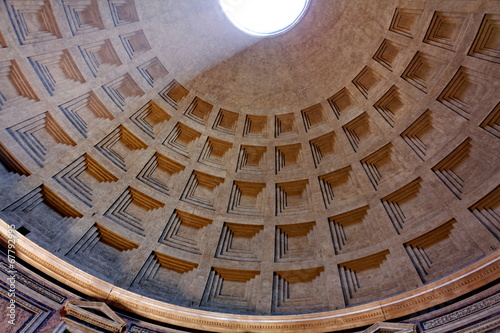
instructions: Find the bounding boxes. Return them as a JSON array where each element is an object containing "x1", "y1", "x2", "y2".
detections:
[
  {"x1": 0, "y1": 0, "x2": 499, "y2": 331},
  {"x1": 149, "y1": 0, "x2": 394, "y2": 114}
]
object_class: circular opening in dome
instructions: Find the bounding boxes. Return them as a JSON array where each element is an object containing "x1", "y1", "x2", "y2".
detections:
[{"x1": 219, "y1": 0, "x2": 310, "y2": 37}]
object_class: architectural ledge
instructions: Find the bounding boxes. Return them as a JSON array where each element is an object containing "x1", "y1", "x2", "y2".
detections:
[{"x1": 1, "y1": 218, "x2": 499, "y2": 332}]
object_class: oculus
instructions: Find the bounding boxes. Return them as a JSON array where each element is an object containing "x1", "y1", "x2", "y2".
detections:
[{"x1": 219, "y1": 0, "x2": 310, "y2": 36}]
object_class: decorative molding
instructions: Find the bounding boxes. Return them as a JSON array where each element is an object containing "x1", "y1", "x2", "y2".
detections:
[
  {"x1": 421, "y1": 293, "x2": 500, "y2": 331},
  {"x1": 363, "y1": 322, "x2": 416, "y2": 333},
  {"x1": 0, "y1": 260, "x2": 65, "y2": 303},
  {"x1": 0, "y1": 219, "x2": 498, "y2": 333},
  {"x1": 61, "y1": 301, "x2": 126, "y2": 332}
]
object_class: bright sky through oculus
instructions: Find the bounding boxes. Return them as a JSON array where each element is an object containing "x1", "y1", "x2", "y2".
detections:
[{"x1": 220, "y1": 0, "x2": 310, "y2": 36}]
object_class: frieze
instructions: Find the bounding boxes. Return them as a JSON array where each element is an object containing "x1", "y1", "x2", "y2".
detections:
[
  {"x1": 129, "y1": 325, "x2": 162, "y2": 333},
  {"x1": 455, "y1": 316, "x2": 500, "y2": 333},
  {"x1": 422, "y1": 292, "x2": 500, "y2": 329},
  {"x1": 0, "y1": 260, "x2": 66, "y2": 303}
]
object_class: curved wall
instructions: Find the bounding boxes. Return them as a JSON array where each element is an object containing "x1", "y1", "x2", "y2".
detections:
[{"x1": 0, "y1": 0, "x2": 499, "y2": 331}]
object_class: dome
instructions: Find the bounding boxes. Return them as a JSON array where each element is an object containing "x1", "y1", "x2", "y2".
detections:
[{"x1": 0, "y1": 0, "x2": 499, "y2": 332}]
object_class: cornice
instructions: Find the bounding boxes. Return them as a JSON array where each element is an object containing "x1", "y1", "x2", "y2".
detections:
[{"x1": 1, "y1": 219, "x2": 498, "y2": 332}]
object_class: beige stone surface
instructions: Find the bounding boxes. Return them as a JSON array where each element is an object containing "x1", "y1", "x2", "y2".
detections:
[{"x1": 0, "y1": 0, "x2": 499, "y2": 331}]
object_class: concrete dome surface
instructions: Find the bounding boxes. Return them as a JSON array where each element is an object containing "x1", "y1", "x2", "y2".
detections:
[{"x1": 0, "y1": 0, "x2": 499, "y2": 332}]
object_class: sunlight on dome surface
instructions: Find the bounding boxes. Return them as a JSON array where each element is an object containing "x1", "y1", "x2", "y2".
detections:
[{"x1": 219, "y1": 0, "x2": 310, "y2": 36}]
